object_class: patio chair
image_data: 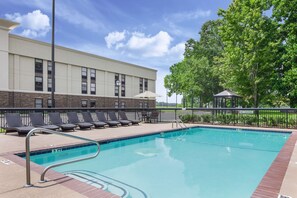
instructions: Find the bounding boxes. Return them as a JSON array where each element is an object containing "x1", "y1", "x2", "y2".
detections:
[
  {"x1": 48, "y1": 112, "x2": 76, "y2": 131},
  {"x1": 5, "y1": 113, "x2": 35, "y2": 135},
  {"x1": 119, "y1": 111, "x2": 141, "y2": 125},
  {"x1": 82, "y1": 112, "x2": 106, "y2": 128},
  {"x1": 67, "y1": 112, "x2": 94, "y2": 130},
  {"x1": 108, "y1": 111, "x2": 131, "y2": 126},
  {"x1": 148, "y1": 111, "x2": 159, "y2": 123},
  {"x1": 95, "y1": 112, "x2": 120, "y2": 127},
  {"x1": 29, "y1": 112, "x2": 59, "y2": 131}
]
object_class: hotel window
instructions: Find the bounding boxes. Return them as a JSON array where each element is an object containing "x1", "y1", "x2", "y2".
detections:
[
  {"x1": 35, "y1": 76, "x2": 43, "y2": 91},
  {"x1": 90, "y1": 69, "x2": 96, "y2": 95},
  {"x1": 82, "y1": 82, "x2": 87, "y2": 94},
  {"x1": 115, "y1": 74, "x2": 119, "y2": 96},
  {"x1": 121, "y1": 74, "x2": 125, "y2": 97},
  {"x1": 81, "y1": 100, "x2": 88, "y2": 107},
  {"x1": 114, "y1": 101, "x2": 119, "y2": 108},
  {"x1": 48, "y1": 78, "x2": 52, "y2": 92},
  {"x1": 48, "y1": 61, "x2": 52, "y2": 92},
  {"x1": 35, "y1": 98, "x2": 43, "y2": 108},
  {"x1": 120, "y1": 101, "x2": 126, "y2": 108},
  {"x1": 82, "y1": 67, "x2": 87, "y2": 79},
  {"x1": 144, "y1": 79, "x2": 148, "y2": 91},
  {"x1": 81, "y1": 67, "x2": 88, "y2": 94},
  {"x1": 35, "y1": 59, "x2": 43, "y2": 73},
  {"x1": 47, "y1": 99, "x2": 52, "y2": 108},
  {"x1": 35, "y1": 59, "x2": 43, "y2": 91},
  {"x1": 90, "y1": 100, "x2": 96, "y2": 108},
  {"x1": 90, "y1": 69, "x2": 96, "y2": 80},
  {"x1": 139, "y1": 78, "x2": 143, "y2": 93},
  {"x1": 90, "y1": 83, "x2": 96, "y2": 95}
]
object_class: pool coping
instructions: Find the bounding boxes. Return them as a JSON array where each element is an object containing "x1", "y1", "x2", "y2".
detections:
[{"x1": 2, "y1": 125, "x2": 296, "y2": 198}]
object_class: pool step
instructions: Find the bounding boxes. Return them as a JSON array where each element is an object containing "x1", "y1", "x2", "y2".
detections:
[{"x1": 64, "y1": 170, "x2": 148, "y2": 198}]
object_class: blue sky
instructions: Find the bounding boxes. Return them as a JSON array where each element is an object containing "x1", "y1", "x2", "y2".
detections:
[{"x1": 0, "y1": 0, "x2": 231, "y2": 103}]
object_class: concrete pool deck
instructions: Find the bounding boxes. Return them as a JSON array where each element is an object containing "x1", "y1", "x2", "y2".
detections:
[{"x1": 0, "y1": 123, "x2": 296, "y2": 198}]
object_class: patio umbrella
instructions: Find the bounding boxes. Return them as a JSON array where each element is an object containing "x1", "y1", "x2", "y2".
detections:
[{"x1": 134, "y1": 91, "x2": 161, "y2": 108}]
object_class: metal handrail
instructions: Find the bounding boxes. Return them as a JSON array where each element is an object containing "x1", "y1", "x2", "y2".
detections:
[
  {"x1": 172, "y1": 119, "x2": 187, "y2": 129},
  {"x1": 25, "y1": 128, "x2": 100, "y2": 187}
]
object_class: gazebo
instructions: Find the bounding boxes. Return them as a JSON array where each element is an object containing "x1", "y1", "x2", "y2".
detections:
[{"x1": 213, "y1": 90, "x2": 241, "y2": 108}]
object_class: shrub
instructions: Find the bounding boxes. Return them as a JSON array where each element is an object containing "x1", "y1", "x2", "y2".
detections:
[{"x1": 201, "y1": 114, "x2": 212, "y2": 123}]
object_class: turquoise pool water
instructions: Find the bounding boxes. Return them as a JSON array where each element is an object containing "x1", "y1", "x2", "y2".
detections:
[{"x1": 30, "y1": 127, "x2": 290, "y2": 198}]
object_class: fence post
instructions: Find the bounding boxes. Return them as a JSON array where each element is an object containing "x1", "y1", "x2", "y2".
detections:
[{"x1": 286, "y1": 109, "x2": 289, "y2": 128}]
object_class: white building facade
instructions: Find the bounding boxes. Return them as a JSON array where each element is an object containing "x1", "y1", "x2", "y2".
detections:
[{"x1": 0, "y1": 19, "x2": 157, "y2": 108}]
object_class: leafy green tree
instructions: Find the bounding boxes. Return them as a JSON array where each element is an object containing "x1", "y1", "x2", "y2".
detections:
[
  {"x1": 165, "y1": 20, "x2": 224, "y2": 106},
  {"x1": 272, "y1": 0, "x2": 297, "y2": 106},
  {"x1": 217, "y1": 0, "x2": 280, "y2": 107}
]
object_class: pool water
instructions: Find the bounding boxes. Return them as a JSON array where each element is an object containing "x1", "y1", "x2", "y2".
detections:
[{"x1": 30, "y1": 127, "x2": 290, "y2": 198}]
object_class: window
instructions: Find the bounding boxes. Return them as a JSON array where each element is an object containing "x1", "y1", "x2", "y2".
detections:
[
  {"x1": 47, "y1": 99, "x2": 52, "y2": 108},
  {"x1": 82, "y1": 67, "x2": 87, "y2": 79},
  {"x1": 35, "y1": 59, "x2": 43, "y2": 73},
  {"x1": 139, "y1": 102, "x2": 143, "y2": 108},
  {"x1": 114, "y1": 101, "x2": 119, "y2": 108},
  {"x1": 121, "y1": 74, "x2": 125, "y2": 97},
  {"x1": 139, "y1": 78, "x2": 143, "y2": 93},
  {"x1": 48, "y1": 78, "x2": 52, "y2": 92},
  {"x1": 82, "y1": 82, "x2": 87, "y2": 94},
  {"x1": 48, "y1": 61, "x2": 52, "y2": 92},
  {"x1": 90, "y1": 69, "x2": 96, "y2": 80},
  {"x1": 115, "y1": 74, "x2": 119, "y2": 96},
  {"x1": 35, "y1": 59, "x2": 43, "y2": 91},
  {"x1": 90, "y1": 83, "x2": 96, "y2": 95},
  {"x1": 90, "y1": 100, "x2": 96, "y2": 108},
  {"x1": 35, "y1": 76, "x2": 43, "y2": 91},
  {"x1": 144, "y1": 79, "x2": 148, "y2": 91},
  {"x1": 35, "y1": 98, "x2": 43, "y2": 108},
  {"x1": 120, "y1": 101, "x2": 126, "y2": 108},
  {"x1": 81, "y1": 100, "x2": 88, "y2": 107},
  {"x1": 90, "y1": 68, "x2": 96, "y2": 95},
  {"x1": 82, "y1": 67, "x2": 88, "y2": 94}
]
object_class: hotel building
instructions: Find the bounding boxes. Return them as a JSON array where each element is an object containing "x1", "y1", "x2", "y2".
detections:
[{"x1": 0, "y1": 19, "x2": 157, "y2": 108}]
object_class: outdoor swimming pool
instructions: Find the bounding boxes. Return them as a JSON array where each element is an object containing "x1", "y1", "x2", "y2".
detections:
[{"x1": 29, "y1": 127, "x2": 290, "y2": 198}]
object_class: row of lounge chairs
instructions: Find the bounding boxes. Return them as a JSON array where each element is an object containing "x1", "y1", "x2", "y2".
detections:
[{"x1": 4, "y1": 111, "x2": 142, "y2": 136}]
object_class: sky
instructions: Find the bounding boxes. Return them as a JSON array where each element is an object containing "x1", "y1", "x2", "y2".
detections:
[{"x1": 0, "y1": 0, "x2": 231, "y2": 103}]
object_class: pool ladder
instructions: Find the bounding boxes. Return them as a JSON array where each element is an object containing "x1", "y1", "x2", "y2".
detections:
[
  {"x1": 64, "y1": 170, "x2": 149, "y2": 198},
  {"x1": 24, "y1": 128, "x2": 100, "y2": 187},
  {"x1": 172, "y1": 119, "x2": 187, "y2": 129}
]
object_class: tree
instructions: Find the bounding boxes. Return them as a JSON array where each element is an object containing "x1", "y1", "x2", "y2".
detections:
[
  {"x1": 165, "y1": 20, "x2": 224, "y2": 106},
  {"x1": 217, "y1": 0, "x2": 280, "y2": 107},
  {"x1": 272, "y1": 0, "x2": 297, "y2": 106}
]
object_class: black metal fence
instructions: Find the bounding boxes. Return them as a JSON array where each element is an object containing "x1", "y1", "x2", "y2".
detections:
[{"x1": 1, "y1": 107, "x2": 297, "y2": 130}]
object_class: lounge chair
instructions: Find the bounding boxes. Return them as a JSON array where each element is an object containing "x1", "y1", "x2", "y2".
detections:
[
  {"x1": 48, "y1": 112, "x2": 76, "y2": 131},
  {"x1": 67, "y1": 112, "x2": 93, "y2": 130},
  {"x1": 119, "y1": 111, "x2": 141, "y2": 125},
  {"x1": 5, "y1": 113, "x2": 35, "y2": 135},
  {"x1": 82, "y1": 112, "x2": 106, "y2": 128},
  {"x1": 96, "y1": 112, "x2": 120, "y2": 127},
  {"x1": 108, "y1": 111, "x2": 131, "y2": 126},
  {"x1": 29, "y1": 112, "x2": 59, "y2": 131}
]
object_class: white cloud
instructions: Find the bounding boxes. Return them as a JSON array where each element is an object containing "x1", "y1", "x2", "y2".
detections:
[
  {"x1": 168, "y1": 42, "x2": 185, "y2": 59},
  {"x1": 105, "y1": 30, "x2": 180, "y2": 58},
  {"x1": 5, "y1": 10, "x2": 50, "y2": 38},
  {"x1": 127, "y1": 31, "x2": 172, "y2": 57},
  {"x1": 104, "y1": 31, "x2": 126, "y2": 48}
]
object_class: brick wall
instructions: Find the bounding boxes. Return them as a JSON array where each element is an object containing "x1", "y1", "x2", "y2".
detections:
[{"x1": 0, "y1": 91, "x2": 155, "y2": 108}]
